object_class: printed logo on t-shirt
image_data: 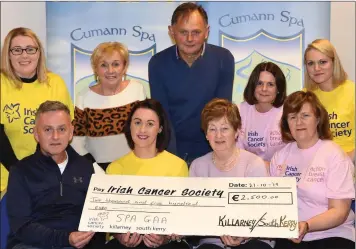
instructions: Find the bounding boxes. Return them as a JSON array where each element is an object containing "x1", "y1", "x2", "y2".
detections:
[
  {"x1": 269, "y1": 130, "x2": 283, "y2": 146},
  {"x1": 23, "y1": 107, "x2": 37, "y2": 134},
  {"x1": 329, "y1": 111, "x2": 352, "y2": 138},
  {"x1": 284, "y1": 165, "x2": 301, "y2": 182},
  {"x1": 305, "y1": 166, "x2": 325, "y2": 183},
  {"x1": 3, "y1": 103, "x2": 21, "y2": 123},
  {"x1": 247, "y1": 131, "x2": 265, "y2": 147}
]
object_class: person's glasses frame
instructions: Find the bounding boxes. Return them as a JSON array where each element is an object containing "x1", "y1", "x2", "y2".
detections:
[{"x1": 10, "y1": 47, "x2": 39, "y2": 55}]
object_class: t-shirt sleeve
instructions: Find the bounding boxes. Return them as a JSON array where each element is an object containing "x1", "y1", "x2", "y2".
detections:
[
  {"x1": 189, "y1": 159, "x2": 198, "y2": 177},
  {"x1": 236, "y1": 103, "x2": 246, "y2": 149},
  {"x1": 269, "y1": 151, "x2": 279, "y2": 177},
  {"x1": 177, "y1": 161, "x2": 189, "y2": 177},
  {"x1": 0, "y1": 74, "x2": 10, "y2": 125},
  {"x1": 236, "y1": 135, "x2": 245, "y2": 149},
  {"x1": 106, "y1": 161, "x2": 124, "y2": 175},
  {"x1": 246, "y1": 155, "x2": 269, "y2": 177},
  {"x1": 326, "y1": 156, "x2": 355, "y2": 199},
  {"x1": 347, "y1": 96, "x2": 355, "y2": 151},
  {"x1": 51, "y1": 74, "x2": 74, "y2": 120}
]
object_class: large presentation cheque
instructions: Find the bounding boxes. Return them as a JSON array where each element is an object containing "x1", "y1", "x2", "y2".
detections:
[{"x1": 79, "y1": 175, "x2": 298, "y2": 238}]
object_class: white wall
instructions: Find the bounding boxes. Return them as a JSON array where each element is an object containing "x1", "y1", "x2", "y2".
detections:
[
  {"x1": 330, "y1": 2, "x2": 355, "y2": 82},
  {"x1": 1, "y1": 2, "x2": 355, "y2": 81},
  {"x1": 1, "y1": 2, "x2": 46, "y2": 53}
]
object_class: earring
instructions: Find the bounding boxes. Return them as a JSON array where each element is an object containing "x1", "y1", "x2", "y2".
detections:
[{"x1": 122, "y1": 75, "x2": 125, "y2": 81}]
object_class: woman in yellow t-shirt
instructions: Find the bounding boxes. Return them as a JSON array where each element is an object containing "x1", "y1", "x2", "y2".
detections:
[
  {"x1": 106, "y1": 99, "x2": 188, "y2": 249},
  {"x1": 304, "y1": 39, "x2": 355, "y2": 161},
  {"x1": 0, "y1": 27, "x2": 73, "y2": 191}
]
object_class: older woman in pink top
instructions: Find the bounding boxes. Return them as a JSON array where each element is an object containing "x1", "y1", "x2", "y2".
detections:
[
  {"x1": 190, "y1": 98, "x2": 274, "y2": 249},
  {"x1": 270, "y1": 91, "x2": 355, "y2": 249}
]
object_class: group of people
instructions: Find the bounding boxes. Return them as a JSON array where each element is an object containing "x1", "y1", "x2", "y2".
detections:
[{"x1": 0, "y1": 2, "x2": 354, "y2": 249}]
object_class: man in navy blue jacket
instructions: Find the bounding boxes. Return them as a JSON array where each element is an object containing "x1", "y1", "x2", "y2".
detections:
[
  {"x1": 148, "y1": 2, "x2": 235, "y2": 165},
  {"x1": 6, "y1": 101, "x2": 95, "y2": 249}
]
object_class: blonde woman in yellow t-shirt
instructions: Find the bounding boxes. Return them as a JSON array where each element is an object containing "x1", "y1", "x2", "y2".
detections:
[
  {"x1": 304, "y1": 39, "x2": 355, "y2": 161},
  {"x1": 106, "y1": 99, "x2": 188, "y2": 249},
  {"x1": 0, "y1": 27, "x2": 73, "y2": 191}
]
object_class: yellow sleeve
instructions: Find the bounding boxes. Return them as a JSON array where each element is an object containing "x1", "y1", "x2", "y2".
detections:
[
  {"x1": 106, "y1": 160, "x2": 123, "y2": 175},
  {"x1": 0, "y1": 74, "x2": 7, "y2": 124},
  {"x1": 346, "y1": 103, "x2": 355, "y2": 152},
  {"x1": 0, "y1": 164, "x2": 9, "y2": 192},
  {"x1": 177, "y1": 161, "x2": 189, "y2": 177},
  {"x1": 49, "y1": 73, "x2": 74, "y2": 120}
]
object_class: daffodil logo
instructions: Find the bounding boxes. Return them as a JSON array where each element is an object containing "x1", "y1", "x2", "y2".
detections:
[{"x1": 3, "y1": 103, "x2": 21, "y2": 123}]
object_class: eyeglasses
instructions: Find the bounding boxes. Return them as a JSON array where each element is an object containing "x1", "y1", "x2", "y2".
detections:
[{"x1": 10, "y1": 47, "x2": 38, "y2": 55}]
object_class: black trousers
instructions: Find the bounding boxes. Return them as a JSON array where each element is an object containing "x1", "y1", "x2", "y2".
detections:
[{"x1": 274, "y1": 237, "x2": 354, "y2": 249}]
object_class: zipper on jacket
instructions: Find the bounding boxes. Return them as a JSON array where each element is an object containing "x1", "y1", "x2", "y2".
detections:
[{"x1": 60, "y1": 181, "x2": 63, "y2": 196}]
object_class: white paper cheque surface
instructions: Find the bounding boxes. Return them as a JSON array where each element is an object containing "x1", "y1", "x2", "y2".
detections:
[{"x1": 79, "y1": 175, "x2": 298, "y2": 238}]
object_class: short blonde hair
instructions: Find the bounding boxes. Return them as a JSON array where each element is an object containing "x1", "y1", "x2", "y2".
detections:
[
  {"x1": 91, "y1": 42, "x2": 129, "y2": 81},
  {"x1": 304, "y1": 39, "x2": 347, "y2": 91},
  {"x1": 1, "y1": 27, "x2": 48, "y2": 89}
]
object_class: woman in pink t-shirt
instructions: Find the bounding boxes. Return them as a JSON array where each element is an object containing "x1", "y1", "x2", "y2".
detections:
[
  {"x1": 237, "y1": 62, "x2": 287, "y2": 171},
  {"x1": 270, "y1": 91, "x2": 355, "y2": 249},
  {"x1": 190, "y1": 98, "x2": 274, "y2": 249}
]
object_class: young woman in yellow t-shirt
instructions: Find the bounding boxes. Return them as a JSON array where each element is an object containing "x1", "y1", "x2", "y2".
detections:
[
  {"x1": 304, "y1": 39, "x2": 355, "y2": 161},
  {"x1": 106, "y1": 99, "x2": 188, "y2": 249},
  {"x1": 0, "y1": 27, "x2": 73, "y2": 191}
]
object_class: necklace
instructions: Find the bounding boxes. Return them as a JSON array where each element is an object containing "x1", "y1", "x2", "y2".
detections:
[{"x1": 212, "y1": 148, "x2": 240, "y2": 172}]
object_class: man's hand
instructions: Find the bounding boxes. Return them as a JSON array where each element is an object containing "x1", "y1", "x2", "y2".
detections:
[
  {"x1": 114, "y1": 232, "x2": 143, "y2": 247},
  {"x1": 69, "y1": 231, "x2": 95, "y2": 248}
]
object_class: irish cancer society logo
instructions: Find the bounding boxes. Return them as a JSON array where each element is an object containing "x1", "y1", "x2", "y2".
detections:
[
  {"x1": 220, "y1": 29, "x2": 304, "y2": 104},
  {"x1": 71, "y1": 43, "x2": 156, "y2": 98},
  {"x1": 3, "y1": 103, "x2": 21, "y2": 123}
]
